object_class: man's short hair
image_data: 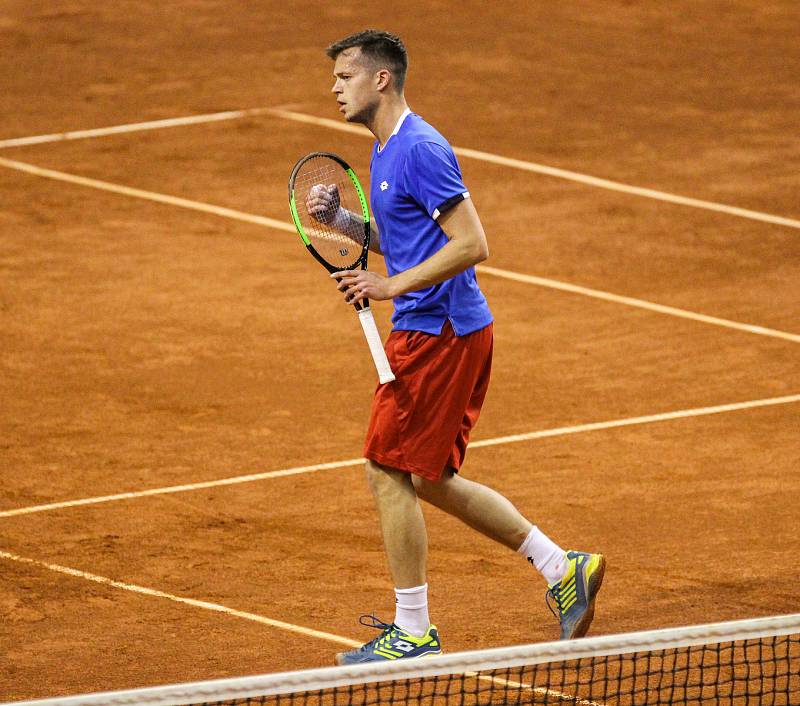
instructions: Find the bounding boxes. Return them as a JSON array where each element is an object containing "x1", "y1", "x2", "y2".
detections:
[{"x1": 326, "y1": 30, "x2": 408, "y2": 92}]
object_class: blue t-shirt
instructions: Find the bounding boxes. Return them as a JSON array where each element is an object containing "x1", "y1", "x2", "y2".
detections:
[{"x1": 369, "y1": 111, "x2": 493, "y2": 336}]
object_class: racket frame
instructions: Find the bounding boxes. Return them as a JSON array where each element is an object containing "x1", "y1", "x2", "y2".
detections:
[
  {"x1": 288, "y1": 151, "x2": 395, "y2": 384},
  {"x1": 289, "y1": 151, "x2": 371, "y2": 285}
]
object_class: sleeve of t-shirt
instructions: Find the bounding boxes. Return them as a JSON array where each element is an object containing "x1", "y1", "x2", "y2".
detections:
[{"x1": 403, "y1": 141, "x2": 470, "y2": 220}]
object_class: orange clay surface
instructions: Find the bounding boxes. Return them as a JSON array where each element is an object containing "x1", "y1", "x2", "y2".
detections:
[{"x1": 1, "y1": 1, "x2": 799, "y2": 701}]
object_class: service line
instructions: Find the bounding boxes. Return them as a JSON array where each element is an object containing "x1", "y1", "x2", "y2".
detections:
[
  {"x1": 2, "y1": 393, "x2": 798, "y2": 519},
  {"x1": 477, "y1": 266, "x2": 800, "y2": 344},
  {"x1": 1, "y1": 156, "x2": 797, "y2": 344}
]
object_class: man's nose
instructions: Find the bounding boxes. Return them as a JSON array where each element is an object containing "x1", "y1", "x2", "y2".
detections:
[{"x1": 331, "y1": 80, "x2": 342, "y2": 93}]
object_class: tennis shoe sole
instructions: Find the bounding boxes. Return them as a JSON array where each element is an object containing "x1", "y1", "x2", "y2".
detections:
[{"x1": 335, "y1": 648, "x2": 441, "y2": 666}]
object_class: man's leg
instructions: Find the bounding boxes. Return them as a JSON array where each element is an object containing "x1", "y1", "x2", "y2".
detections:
[
  {"x1": 412, "y1": 471, "x2": 544, "y2": 555},
  {"x1": 365, "y1": 459, "x2": 427, "y2": 589},
  {"x1": 335, "y1": 460, "x2": 441, "y2": 665},
  {"x1": 413, "y1": 470, "x2": 605, "y2": 640}
]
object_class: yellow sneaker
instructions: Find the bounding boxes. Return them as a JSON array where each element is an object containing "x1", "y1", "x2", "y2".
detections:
[
  {"x1": 335, "y1": 614, "x2": 442, "y2": 665},
  {"x1": 546, "y1": 551, "x2": 606, "y2": 639}
]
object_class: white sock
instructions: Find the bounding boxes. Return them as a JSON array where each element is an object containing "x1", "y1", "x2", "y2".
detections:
[
  {"x1": 394, "y1": 584, "x2": 430, "y2": 637},
  {"x1": 517, "y1": 526, "x2": 567, "y2": 586}
]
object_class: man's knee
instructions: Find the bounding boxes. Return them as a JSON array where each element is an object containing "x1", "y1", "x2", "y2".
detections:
[
  {"x1": 411, "y1": 474, "x2": 431, "y2": 498},
  {"x1": 365, "y1": 459, "x2": 406, "y2": 499},
  {"x1": 412, "y1": 468, "x2": 454, "y2": 503},
  {"x1": 365, "y1": 459, "x2": 384, "y2": 494}
]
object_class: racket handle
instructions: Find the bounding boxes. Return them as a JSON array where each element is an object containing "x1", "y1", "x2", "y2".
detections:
[{"x1": 357, "y1": 307, "x2": 396, "y2": 385}]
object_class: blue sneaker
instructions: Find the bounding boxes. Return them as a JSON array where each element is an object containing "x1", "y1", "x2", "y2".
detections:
[
  {"x1": 546, "y1": 551, "x2": 606, "y2": 639},
  {"x1": 335, "y1": 614, "x2": 442, "y2": 665}
]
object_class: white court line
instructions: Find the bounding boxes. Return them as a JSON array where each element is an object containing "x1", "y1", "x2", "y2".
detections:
[
  {"x1": 467, "y1": 393, "x2": 800, "y2": 449},
  {"x1": 0, "y1": 549, "x2": 359, "y2": 648},
  {"x1": 2, "y1": 394, "x2": 797, "y2": 519},
  {"x1": 0, "y1": 108, "x2": 276, "y2": 149},
  {"x1": 1, "y1": 155, "x2": 798, "y2": 344},
  {"x1": 0, "y1": 550, "x2": 595, "y2": 706},
  {"x1": 477, "y1": 265, "x2": 800, "y2": 344},
  {"x1": 266, "y1": 109, "x2": 800, "y2": 232},
  {"x1": 0, "y1": 458, "x2": 365, "y2": 518},
  {"x1": 0, "y1": 156, "x2": 294, "y2": 233},
  {"x1": 1, "y1": 105, "x2": 798, "y2": 231}
]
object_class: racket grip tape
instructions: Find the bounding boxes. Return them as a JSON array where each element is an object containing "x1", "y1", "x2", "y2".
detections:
[{"x1": 357, "y1": 307, "x2": 396, "y2": 384}]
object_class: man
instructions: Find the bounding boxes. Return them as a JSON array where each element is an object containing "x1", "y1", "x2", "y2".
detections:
[{"x1": 315, "y1": 30, "x2": 605, "y2": 665}]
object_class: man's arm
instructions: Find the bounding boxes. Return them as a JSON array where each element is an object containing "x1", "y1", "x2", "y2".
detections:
[
  {"x1": 337, "y1": 209, "x2": 382, "y2": 255},
  {"x1": 332, "y1": 198, "x2": 488, "y2": 304}
]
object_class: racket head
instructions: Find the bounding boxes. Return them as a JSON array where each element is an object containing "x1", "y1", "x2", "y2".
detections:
[{"x1": 288, "y1": 152, "x2": 371, "y2": 273}]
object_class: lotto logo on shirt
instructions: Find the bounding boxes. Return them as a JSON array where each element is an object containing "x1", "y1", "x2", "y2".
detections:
[{"x1": 380, "y1": 180, "x2": 389, "y2": 191}]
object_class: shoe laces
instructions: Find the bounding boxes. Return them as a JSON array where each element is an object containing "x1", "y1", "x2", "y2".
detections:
[
  {"x1": 356, "y1": 614, "x2": 397, "y2": 651},
  {"x1": 359, "y1": 613, "x2": 394, "y2": 631},
  {"x1": 545, "y1": 584, "x2": 564, "y2": 619}
]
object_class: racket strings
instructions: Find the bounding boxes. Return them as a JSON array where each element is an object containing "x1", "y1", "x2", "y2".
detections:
[{"x1": 293, "y1": 158, "x2": 366, "y2": 270}]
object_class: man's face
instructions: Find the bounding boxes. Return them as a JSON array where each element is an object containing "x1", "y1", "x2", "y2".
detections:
[{"x1": 331, "y1": 47, "x2": 379, "y2": 124}]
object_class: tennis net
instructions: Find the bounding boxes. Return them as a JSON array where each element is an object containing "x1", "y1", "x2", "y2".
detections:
[{"x1": 7, "y1": 613, "x2": 800, "y2": 706}]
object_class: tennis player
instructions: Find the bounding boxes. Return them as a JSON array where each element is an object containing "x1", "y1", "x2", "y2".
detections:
[{"x1": 321, "y1": 30, "x2": 605, "y2": 664}]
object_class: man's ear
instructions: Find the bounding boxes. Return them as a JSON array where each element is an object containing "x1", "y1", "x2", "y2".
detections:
[{"x1": 375, "y1": 68, "x2": 392, "y2": 92}]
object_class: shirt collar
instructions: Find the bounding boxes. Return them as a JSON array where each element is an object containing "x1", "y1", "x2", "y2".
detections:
[{"x1": 378, "y1": 107, "x2": 411, "y2": 152}]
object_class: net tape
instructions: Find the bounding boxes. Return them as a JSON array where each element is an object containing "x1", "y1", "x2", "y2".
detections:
[{"x1": 7, "y1": 613, "x2": 800, "y2": 706}]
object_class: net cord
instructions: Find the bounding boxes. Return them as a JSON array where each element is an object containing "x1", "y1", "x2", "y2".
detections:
[{"x1": 7, "y1": 612, "x2": 800, "y2": 706}]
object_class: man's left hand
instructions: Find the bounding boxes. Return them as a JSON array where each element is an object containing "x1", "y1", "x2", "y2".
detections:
[{"x1": 332, "y1": 270, "x2": 395, "y2": 305}]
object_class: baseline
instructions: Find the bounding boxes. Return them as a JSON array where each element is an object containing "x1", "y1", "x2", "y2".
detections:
[
  {"x1": 0, "y1": 549, "x2": 358, "y2": 647},
  {"x1": 1, "y1": 156, "x2": 797, "y2": 344},
  {"x1": 2, "y1": 107, "x2": 798, "y2": 231},
  {"x1": 0, "y1": 551, "x2": 592, "y2": 705},
  {"x1": 2, "y1": 549, "x2": 797, "y2": 706},
  {"x1": 0, "y1": 156, "x2": 293, "y2": 233},
  {"x1": 0, "y1": 108, "x2": 275, "y2": 150},
  {"x1": 2, "y1": 393, "x2": 798, "y2": 519}
]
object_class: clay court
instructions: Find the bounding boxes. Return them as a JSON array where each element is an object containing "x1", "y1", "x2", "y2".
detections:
[{"x1": 1, "y1": 1, "x2": 798, "y2": 702}]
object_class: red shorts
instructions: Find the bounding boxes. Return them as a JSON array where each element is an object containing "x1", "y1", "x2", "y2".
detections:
[{"x1": 363, "y1": 321, "x2": 493, "y2": 482}]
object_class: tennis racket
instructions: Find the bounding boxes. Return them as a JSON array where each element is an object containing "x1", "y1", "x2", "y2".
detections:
[{"x1": 288, "y1": 151, "x2": 395, "y2": 385}]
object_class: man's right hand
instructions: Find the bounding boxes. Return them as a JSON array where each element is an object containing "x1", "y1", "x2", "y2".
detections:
[{"x1": 306, "y1": 183, "x2": 341, "y2": 224}]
